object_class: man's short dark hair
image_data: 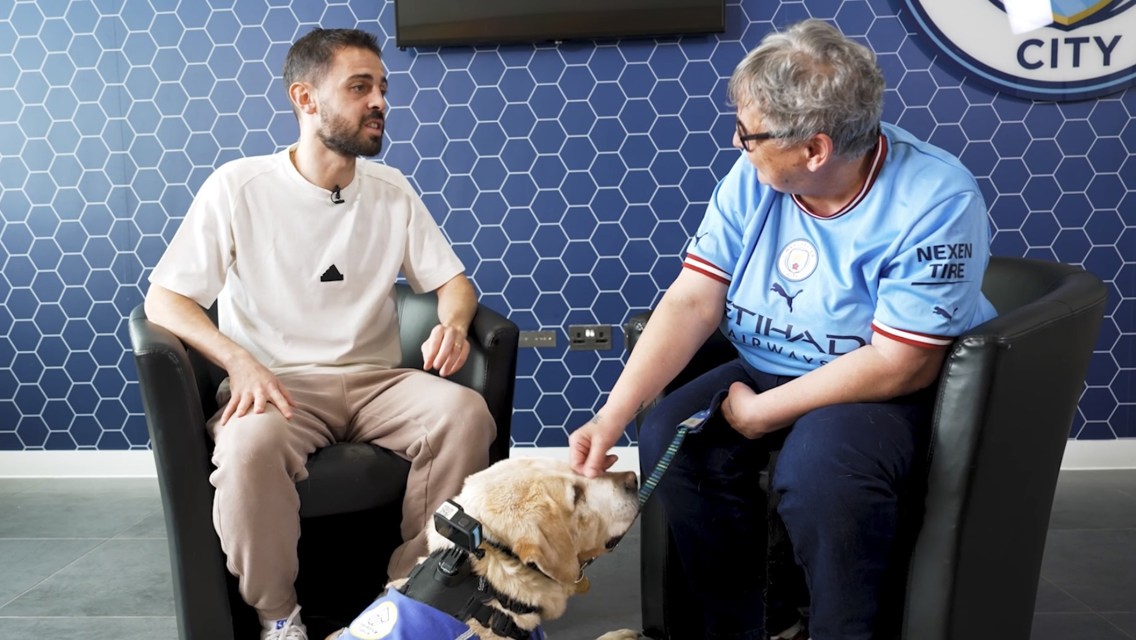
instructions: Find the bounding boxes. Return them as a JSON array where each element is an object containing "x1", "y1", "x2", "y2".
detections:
[{"x1": 283, "y1": 28, "x2": 382, "y2": 90}]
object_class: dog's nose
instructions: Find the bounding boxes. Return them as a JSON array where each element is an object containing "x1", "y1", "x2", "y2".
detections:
[{"x1": 617, "y1": 471, "x2": 638, "y2": 493}]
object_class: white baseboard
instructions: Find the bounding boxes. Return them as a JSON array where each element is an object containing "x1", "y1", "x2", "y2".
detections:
[
  {"x1": 1058, "y1": 439, "x2": 1136, "y2": 470},
  {"x1": 0, "y1": 441, "x2": 1132, "y2": 478},
  {"x1": 0, "y1": 447, "x2": 643, "y2": 478},
  {"x1": 505, "y1": 441, "x2": 1136, "y2": 472},
  {"x1": 0, "y1": 451, "x2": 160, "y2": 478}
]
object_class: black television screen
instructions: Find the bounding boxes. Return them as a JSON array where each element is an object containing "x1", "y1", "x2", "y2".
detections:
[{"x1": 393, "y1": 0, "x2": 726, "y2": 48}]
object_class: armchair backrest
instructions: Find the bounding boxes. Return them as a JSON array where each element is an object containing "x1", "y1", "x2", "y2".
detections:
[{"x1": 903, "y1": 257, "x2": 1108, "y2": 640}]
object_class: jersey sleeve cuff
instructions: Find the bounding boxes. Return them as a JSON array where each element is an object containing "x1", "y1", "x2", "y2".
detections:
[
  {"x1": 683, "y1": 254, "x2": 731, "y2": 285},
  {"x1": 871, "y1": 320, "x2": 953, "y2": 349}
]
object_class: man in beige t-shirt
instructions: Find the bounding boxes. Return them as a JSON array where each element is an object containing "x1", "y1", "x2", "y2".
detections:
[{"x1": 145, "y1": 28, "x2": 495, "y2": 640}]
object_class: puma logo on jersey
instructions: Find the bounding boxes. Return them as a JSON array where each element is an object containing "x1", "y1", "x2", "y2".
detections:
[
  {"x1": 933, "y1": 306, "x2": 957, "y2": 320},
  {"x1": 692, "y1": 232, "x2": 708, "y2": 246},
  {"x1": 771, "y1": 283, "x2": 802, "y2": 312}
]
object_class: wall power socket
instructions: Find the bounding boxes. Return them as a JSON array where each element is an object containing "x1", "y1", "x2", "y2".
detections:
[{"x1": 568, "y1": 324, "x2": 613, "y2": 351}]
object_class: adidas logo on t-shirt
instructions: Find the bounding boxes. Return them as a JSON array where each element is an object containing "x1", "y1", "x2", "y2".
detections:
[{"x1": 320, "y1": 265, "x2": 344, "y2": 282}]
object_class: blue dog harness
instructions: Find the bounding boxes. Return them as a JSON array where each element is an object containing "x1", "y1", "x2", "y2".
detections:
[
  {"x1": 334, "y1": 547, "x2": 545, "y2": 640},
  {"x1": 336, "y1": 589, "x2": 478, "y2": 640}
]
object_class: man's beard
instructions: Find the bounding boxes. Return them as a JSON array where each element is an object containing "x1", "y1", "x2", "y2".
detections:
[{"x1": 318, "y1": 109, "x2": 384, "y2": 157}]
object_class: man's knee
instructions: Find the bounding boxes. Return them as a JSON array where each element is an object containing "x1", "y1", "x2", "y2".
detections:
[
  {"x1": 436, "y1": 383, "x2": 497, "y2": 450},
  {"x1": 215, "y1": 413, "x2": 280, "y2": 450},
  {"x1": 461, "y1": 385, "x2": 496, "y2": 440},
  {"x1": 212, "y1": 413, "x2": 303, "y2": 475}
]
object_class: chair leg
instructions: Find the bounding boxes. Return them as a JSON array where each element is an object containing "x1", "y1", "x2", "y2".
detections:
[
  {"x1": 641, "y1": 456, "x2": 814, "y2": 640},
  {"x1": 640, "y1": 495, "x2": 706, "y2": 639},
  {"x1": 639, "y1": 494, "x2": 672, "y2": 639}
]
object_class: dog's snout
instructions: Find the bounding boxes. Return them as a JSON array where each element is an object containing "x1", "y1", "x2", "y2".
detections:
[{"x1": 617, "y1": 471, "x2": 638, "y2": 494}]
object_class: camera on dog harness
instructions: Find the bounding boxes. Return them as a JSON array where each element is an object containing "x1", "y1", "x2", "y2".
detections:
[
  {"x1": 392, "y1": 500, "x2": 545, "y2": 640},
  {"x1": 434, "y1": 499, "x2": 485, "y2": 565},
  {"x1": 434, "y1": 499, "x2": 594, "y2": 584}
]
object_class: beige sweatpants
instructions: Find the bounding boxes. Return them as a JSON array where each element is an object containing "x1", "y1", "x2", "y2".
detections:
[{"x1": 205, "y1": 367, "x2": 495, "y2": 621}]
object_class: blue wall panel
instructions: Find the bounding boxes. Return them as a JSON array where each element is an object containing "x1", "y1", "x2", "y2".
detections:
[{"x1": 0, "y1": 0, "x2": 1132, "y2": 450}]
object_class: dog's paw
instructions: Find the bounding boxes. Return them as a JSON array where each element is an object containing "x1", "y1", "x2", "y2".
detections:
[{"x1": 594, "y1": 630, "x2": 641, "y2": 640}]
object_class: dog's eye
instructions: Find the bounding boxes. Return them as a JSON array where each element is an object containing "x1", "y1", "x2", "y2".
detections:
[{"x1": 572, "y1": 483, "x2": 584, "y2": 506}]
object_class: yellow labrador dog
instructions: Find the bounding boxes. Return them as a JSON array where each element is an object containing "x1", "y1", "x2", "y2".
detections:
[{"x1": 326, "y1": 457, "x2": 641, "y2": 640}]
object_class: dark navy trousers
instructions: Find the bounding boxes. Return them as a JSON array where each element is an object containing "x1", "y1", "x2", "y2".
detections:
[{"x1": 638, "y1": 359, "x2": 932, "y2": 640}]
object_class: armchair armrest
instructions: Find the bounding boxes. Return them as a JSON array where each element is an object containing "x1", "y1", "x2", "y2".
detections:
[
  {"x1": 128, "y1": 304, "x2": 237, "y2": 640},
  {"x1": 394, "y1": 283, "x2": 519, "y2": 462},
  {"x1": 903, "y1": 257, "x2": 1108, "y2": 640}
]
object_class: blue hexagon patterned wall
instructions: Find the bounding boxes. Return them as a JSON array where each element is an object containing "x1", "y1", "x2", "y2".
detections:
[{"x1": 0, "y1": 0, "x2": 1132, "y2": 451}]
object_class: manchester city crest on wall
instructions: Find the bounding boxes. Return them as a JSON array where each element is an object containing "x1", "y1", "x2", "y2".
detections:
[
  {"x1": 1043, "y1": 0, "x2": 1133, "y2": 29},
  {"x1": 901, "y1": 0, "x2": 1136, "y2": 100}
]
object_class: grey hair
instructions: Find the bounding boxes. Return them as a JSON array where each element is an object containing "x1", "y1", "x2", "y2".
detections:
[{"x1": 727, "y1": 19, "x2": 884, "y2": 157}]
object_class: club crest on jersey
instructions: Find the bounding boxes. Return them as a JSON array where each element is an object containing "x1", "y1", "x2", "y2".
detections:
[{"x1": 777, "y1": 240, "x2": 818, "y2": 282}]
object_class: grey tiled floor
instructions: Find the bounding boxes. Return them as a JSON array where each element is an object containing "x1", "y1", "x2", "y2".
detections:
[
  {"x1": 0, "y1": 470, "x2": 1133, "y2": 639},
  {"x1": 1032, "y1": 470, "x2": 1136, "y2": 640}
]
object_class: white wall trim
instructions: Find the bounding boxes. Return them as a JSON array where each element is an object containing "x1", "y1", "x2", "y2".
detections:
[
  {"x1": 0, "y1": 441, "x2": 1132, "y2": 478},
  {"x1": 1059, "y1": 439, "x2": 1136, "y2": 470},
  {"x1": 0, "y1": 451, "x2": 159, "y2": 478}
]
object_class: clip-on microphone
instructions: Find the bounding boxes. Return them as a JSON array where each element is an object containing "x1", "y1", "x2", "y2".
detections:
[{"x1": 330, "y1": 185, "x2": 345, "y2": 204}]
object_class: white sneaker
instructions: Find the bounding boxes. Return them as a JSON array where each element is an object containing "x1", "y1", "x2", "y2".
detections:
[{"x1": 261, "y1": 604, "x2": 308, "y2": 640}]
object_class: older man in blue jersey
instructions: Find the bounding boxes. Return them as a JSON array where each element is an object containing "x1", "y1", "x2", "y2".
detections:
[{"x1": 570, "y1": 18, "x2": 997, "y2": 640}]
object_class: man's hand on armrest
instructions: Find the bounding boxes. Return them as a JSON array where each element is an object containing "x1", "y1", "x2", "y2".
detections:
[
  {"x1": 144, "y1": 285, "x2": 294, "y2": 424},
  {"x1": 422, "y1": 274, "x2": 477, "y2": 377}
]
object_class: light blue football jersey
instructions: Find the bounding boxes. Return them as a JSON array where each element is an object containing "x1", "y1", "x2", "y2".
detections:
[{"x1": 685, "y1": 123, "x2": 997, "y2": 377}]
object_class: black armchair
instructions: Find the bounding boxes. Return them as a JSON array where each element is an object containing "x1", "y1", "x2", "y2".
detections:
[
  {"x1": 129, "y1": 283, "x2": 519, "y2": 640},
  {"x1": 626, "y1": 256, "x2": 1108, "y2": 640}
]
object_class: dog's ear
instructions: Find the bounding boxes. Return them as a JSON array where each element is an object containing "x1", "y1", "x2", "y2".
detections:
[
  {"x1": 512, "y1": 527, "x2": 580, "y2": 586},
  {"x1": 511, "y1": 501, "x2": 582, "y2": 586}
]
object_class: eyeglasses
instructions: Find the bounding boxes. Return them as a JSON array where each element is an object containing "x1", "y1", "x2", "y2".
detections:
[{"x1": 735, "y1": 119, "x2": 786, "y2": 152}]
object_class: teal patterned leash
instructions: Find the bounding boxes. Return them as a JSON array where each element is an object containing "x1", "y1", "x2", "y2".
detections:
[{"x1": 637, "y1": 390, "x2": 726, "y2": 510}]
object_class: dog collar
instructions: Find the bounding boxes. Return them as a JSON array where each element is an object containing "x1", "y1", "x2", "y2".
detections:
[
  {"x1": 483, "y1": 535, "x2": 603, "y2": 587},
  {"x1": 439, "y1": 497, "x2": 601, "y2": 590}
]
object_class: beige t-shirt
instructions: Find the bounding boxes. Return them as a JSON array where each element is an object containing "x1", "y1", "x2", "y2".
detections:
[{"x1": 149, "y1": 147, "x2": 464, "y2": 372}]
